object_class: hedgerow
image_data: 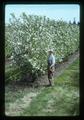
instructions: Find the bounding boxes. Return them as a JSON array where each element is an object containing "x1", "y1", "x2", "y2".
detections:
[{"x1": 5, "y1": 13, "x2": 79, "y2": 82}]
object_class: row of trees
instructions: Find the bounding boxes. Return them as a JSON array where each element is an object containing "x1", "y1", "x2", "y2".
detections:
[
  {"x1": 5, "y1": 13, "x2": 79, "y2": 83},
  {"x1": 69, "y1": 18, "x2": 80, "y2": 25}
]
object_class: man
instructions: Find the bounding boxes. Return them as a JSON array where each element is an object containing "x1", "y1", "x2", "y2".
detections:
[{"x1": 48, "y1": 49, "x2": 55, "y2": 86}]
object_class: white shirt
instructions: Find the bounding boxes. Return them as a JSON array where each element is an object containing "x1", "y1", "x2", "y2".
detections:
[{"x1": 48, "y1": 54, "x2": 55, "y2": 67}]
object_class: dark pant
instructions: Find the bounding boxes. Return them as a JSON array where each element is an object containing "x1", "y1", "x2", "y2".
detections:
[{"x1": 48, "y1": 66, "x2": 54, "y2": 79}]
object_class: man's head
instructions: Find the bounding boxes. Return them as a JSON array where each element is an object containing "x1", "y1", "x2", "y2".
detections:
[{"x1": 48, "y1": 49, "x2": 53, "y2": 55}]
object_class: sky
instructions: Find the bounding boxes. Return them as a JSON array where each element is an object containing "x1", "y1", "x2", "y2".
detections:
[{"x1": 5, "y1": 4, "x2": 80, "y2": 24}]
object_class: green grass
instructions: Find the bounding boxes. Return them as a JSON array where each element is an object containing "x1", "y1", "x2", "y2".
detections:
[
  {"x1": 20, "y1": 58, "x2": 79, "y2": 116},
  {"x1": 5, "y1": 58, "x2": 79, "y2": 116}
]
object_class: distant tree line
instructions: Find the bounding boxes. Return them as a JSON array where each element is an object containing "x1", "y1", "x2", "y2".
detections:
[{"x1": 69, "y1": 18, "x2": 80, "y2": 25}]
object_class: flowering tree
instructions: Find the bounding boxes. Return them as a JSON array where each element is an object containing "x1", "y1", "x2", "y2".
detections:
[{"x1": 5, "y1": 13, "x2": 79, "y2": 82}]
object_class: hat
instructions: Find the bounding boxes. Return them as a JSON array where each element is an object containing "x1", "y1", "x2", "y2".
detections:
[{"x1": 48, "y1": 49, "x2": 53, "y2": 52}]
